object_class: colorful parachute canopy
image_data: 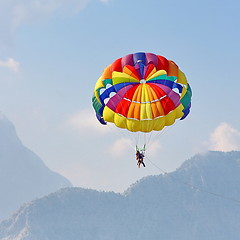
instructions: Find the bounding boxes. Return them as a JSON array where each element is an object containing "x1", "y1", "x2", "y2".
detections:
[{"x1": 92, "y1": 52, "x2": 192, "y2": 133}]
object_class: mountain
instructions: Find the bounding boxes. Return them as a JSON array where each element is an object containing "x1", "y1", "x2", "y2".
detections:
[
  {"x1": 0, "y1": 113, "x2": 72, "y2": 221},
  {"x1": 1, "y1": 151, "x2": 240, "y2": 240}
]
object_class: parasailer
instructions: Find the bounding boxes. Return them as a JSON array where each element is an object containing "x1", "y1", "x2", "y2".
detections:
[
  {"x1": 136, "y1": 145, "x2": 146, "y2": 168},
  {"x1": 92, "y1": 52, "x2": 192, "y2": 167}
]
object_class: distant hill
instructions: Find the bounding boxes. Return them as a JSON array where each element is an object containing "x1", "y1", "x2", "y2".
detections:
[
  {"x1": 1, "y1": 151, "x2": 240, "y2": 240},
  {"x1": 0, "y1": 113, "x2": 72, "y2": 221}
]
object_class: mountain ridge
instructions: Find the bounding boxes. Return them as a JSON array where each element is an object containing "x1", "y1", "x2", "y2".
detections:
[
  {"x1": 1, "y1": 151, "x2": 240, "y2": 240},
  {"x1": 0, "y1": 113, "x2": 72, "y2": 221}
]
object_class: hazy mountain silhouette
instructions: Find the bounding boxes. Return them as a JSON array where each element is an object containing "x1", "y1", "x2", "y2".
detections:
[
  {"x1": 1, "y1": 151, "x2": 240, "y2": 240},
  {"x1": 0, "y1": 113, "x2": 72, "y2": 221}
]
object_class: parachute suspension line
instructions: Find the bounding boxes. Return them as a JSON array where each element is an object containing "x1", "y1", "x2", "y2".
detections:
[
  {"x1": 145, "y1": 155, "x2": 240, "y2": 205},
  {"x1": 147, "y1": 118, "x2": 181, "y2": 152},
  {"x1": 143, "y1": 111, "x2": 165, "y2": 152},
  {"x1": 146, "y1": 103, "x2": 165, "y2": 147}
]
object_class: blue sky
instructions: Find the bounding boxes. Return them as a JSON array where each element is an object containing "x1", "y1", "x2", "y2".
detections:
[{"x1": 0, "y1": 0, "x2": 240, "y2": 192}]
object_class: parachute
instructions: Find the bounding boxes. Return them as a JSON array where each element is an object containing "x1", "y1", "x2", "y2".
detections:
[
  {"x1": 92, "y1": 52, "x2": 191, "y2": 130},
  {"x1": 92, "y1": 52, "x2": 192, "y2": 150}
]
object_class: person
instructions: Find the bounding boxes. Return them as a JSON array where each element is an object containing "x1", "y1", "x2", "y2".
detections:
[{"x1": 136, "y1": 150, "x2": 146, "y2": 168}]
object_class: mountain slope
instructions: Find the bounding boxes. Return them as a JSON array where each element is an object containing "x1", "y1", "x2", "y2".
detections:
[
  {"x1": 1, "y1": 151, "x2": 240, "y2": 240},
  {"x1": 0, "y1": 113, "x2": 72, "y2": 221}
]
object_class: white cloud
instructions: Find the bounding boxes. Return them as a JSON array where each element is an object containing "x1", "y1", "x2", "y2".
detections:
[
  {"x1": 0, "y1": 58, "x2": 20, "y2": 72},
  {"x1": 66, "y1": 109, "x2": 110, "y2": 135},
  {"x1": 0, "y1": 0, "x2": 106, "y2": 45},
  {"x1": 99, "y1": 0, "x2": 111, "y2": 3},
  {"x1": 107, "y1": 138, "x2": 133, "y2": 158},
  {"x1": 209, "y1": 122, "x2": 240, "y2": 152},
  {"x1": 146, "y1": 140, "x2": 162, "y2": 157},
  {"x1": 0, "y1": 0, "x2": 90, "y2": 28}
]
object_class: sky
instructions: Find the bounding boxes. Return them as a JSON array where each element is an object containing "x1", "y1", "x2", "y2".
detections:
[{"x1": 0, "y1": 0, "x2": 240, "y2": 193}]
